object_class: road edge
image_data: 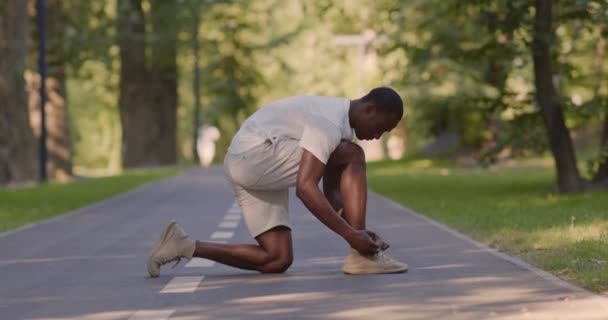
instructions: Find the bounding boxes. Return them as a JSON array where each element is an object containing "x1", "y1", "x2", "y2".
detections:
[{"x1": 0, "y1": 172, "x2": 186, "y2": 239}]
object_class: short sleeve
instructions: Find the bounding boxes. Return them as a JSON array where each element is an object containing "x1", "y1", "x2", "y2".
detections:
[{"x1": 298, "y1": 117, "x2": 342, "y2": 164}]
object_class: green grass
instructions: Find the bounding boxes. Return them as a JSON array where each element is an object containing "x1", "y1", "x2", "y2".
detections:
[
  {"x1": 368, "y1": 159, "x2": 608, "y2": 293},
  {"x1": 0, "y1": 167, "x2": 183, "y2": 233}
]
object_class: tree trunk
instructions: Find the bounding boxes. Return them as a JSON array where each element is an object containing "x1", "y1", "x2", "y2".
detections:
[
  {"x1": 117, "y1": 0, "x2": 155, "y2": 168},
  {"x1": 27, "y1": 0, "x2": 72, "y2": 181},
  {"x1": 593, "y1": 27, "x2": 607, "y2": 183},
  {"x1": 482, "y1": 33, "x2": 510, "y2": 158},
  {"x1": 150, "y1": 0, "x2": 177, "y2": 165},
  {"x1": 596, "y1": 114, "x2": 608, "y2": 182},
  {"x1": 0, "y1": 0, "x2": 37, "y2": 184},
  {"x1": 532, "y1": 0, "x2": 583, "y2": 193}
]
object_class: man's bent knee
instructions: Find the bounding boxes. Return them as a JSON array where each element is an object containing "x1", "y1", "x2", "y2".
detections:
[
  {"x1": 329, "y1": 140, "x2": 365, "y2": 166},
  {"x1": 255, "y1": 226, "x2": 293, "y2": 273},
  {"x1": 259, "y1": 255, "x2": 293, "y2": 273}
]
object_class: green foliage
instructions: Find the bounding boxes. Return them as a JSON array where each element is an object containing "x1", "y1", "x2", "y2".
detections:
[
  {"x1": 45, "y1": 0, "x2": 607, "y2": 173},
  {"x1": 196, "y1": 0, "x2": 303, "y2": 159},
  {"x1": 62, "y1": 1, "x2": 116, "y2": 71},
  {"x1": 67, "y1": 60, "x2": 121, "y2": 171},
  {"x1": 481, "y1": 112, "x2": 548, "y2": 166},
  {"x1": 387, "y1": 1, "x2": 534, "y2": 155},
  {"x1": 58, "y1": 1, "x2": 120, "y2": 170},
  {"x1": 381, "y1": 0, "x2": 608, "y2": 175},
  {"x1": 587, "y1": 141, "x2": 608, "y2": 178}
]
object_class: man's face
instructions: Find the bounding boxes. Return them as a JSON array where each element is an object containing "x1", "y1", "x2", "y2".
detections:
[{"x1": 355, "y1": 107, "x2": 400, "y2": 141}]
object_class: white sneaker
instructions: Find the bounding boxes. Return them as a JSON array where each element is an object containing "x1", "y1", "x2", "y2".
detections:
[
  {"x1": 342, "y1": 249, "x2": 408, "y2": 275},
  {"x1": 147, "y1": 220, "x2": 195, "y2": 278}
]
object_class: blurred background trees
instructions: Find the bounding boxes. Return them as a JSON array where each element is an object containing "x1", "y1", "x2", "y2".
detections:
[
  {"x1": 1, "y1": 0, "x2": 607, "y2": 193},
  {"x1": 0, "y1": 0, "x2": 37, "y2": 184}
]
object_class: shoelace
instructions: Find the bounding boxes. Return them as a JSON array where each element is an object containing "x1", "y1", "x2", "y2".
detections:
[{"x1": 375, "y1": 252, "x2": 397, "y2": 265}]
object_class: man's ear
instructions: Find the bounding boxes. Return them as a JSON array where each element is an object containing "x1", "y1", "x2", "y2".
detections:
[{"x1": 364, "y1": 103, "x2": 376, "y2": 114}]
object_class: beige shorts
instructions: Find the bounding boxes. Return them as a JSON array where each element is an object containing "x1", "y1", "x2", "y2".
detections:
[{"x1": 224, "y1": 137, "x2": 303, "y2": 238}]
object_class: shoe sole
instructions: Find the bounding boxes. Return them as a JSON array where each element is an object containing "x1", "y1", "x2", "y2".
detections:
[
  {"x1": 147, "y1": 220, "x2": 177, "y2": 278},
  {"x1": 342, "y1": 265, "x2": 409, "y2": 275}
]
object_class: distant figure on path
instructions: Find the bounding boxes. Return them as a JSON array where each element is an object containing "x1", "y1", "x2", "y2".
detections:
[
  {"x1": 196, "y1": 125, "x2": 221, "y2": 167},
  {"x1": 148, "y1": 87, "x2": 408, "y2": 276}
]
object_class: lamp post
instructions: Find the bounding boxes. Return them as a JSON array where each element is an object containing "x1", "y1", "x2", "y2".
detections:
[
  {"x1": 192, "y1": 2, "x2": 201, "y2": 164},
  {"x1": 37, "y1": 0, "x2": 47, "y2": 182}
]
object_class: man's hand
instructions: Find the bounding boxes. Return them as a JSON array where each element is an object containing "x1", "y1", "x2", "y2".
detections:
[
  {"x1": 296, "y1": 150, "x2": 391, "y2": 256},
  {"x1": 367, "y1": 230, "x2": 390, "y2": 251},
  {"x1": 346, "y1": 230, "x2": 390, "y2": 255}
]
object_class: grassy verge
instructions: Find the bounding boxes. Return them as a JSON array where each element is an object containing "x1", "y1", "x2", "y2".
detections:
[
  {"x1": 0, "y1": 167, "x2": 183, "y2": 233},
  {"x1": 367, "y1": 159, "x2": 608, "y2": 293}
]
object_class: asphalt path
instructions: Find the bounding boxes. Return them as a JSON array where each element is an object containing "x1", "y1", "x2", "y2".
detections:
[{"x1": 1, "y1": 167, "x2": 607, "y2": 320}]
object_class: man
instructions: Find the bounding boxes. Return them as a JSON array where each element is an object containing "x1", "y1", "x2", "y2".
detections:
[{"x1": 147, "y1": 87, "x2": 408, "y2": 277}]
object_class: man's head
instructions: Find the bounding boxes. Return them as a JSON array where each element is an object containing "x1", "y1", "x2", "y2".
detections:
[{"x1": 349, "y1": 87, "x2": 403, "y2": 141}]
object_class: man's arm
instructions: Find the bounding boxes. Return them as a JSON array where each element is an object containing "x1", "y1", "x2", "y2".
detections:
[{"x1": 295, "y1": 150, "x2": 379, "y2": 255}]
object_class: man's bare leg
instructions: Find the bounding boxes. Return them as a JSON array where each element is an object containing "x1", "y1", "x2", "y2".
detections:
[
  {"x1": 325, "y1": 142, "x2": 406, "y2": 274},
  {"x1": 325, "y1": 141, "x2": 367, "y2": 230},
  {"x1": 192, "y1": 226, "x2": 293, "y2": 273}
]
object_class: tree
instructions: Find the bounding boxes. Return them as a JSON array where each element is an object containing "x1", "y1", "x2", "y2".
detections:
[
  {"x1": 27, "y1": 0, "x2": 73, "y2": 181},
  {"x1": 596, "y1": 110, "x2": 608, "y2": 182},
  {"x1": 592, "y1": 21, "x2": 608, "y2": 183},
  {"x1": 202, "y1": 0, "x2": 286, "y2": 158},
  {"x1": 117, "y1": 0, "x2": 155, "y2": 168},
  {"x1": 385, "y1": 1, "x2": 507, "y2": 155},
  {"x1": 150, "y1": 0, "x2": 178, "y2": 165},
  {"x1": 0, "y1": 0, "x2": 37, "y2": 184},
  {"x1": 532, "y1": 0, "x2": 583, "y2": 193}
]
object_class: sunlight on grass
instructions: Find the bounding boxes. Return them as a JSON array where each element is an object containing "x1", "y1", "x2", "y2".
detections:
[
  {"x1": 489, "y1": 221, "x2": 608, "y2": 251},
  {"x1": 368, "y1": 158, "x2": 608, "y2": 293},
  {"x1": 535, "y1": 222, "x2": 608, "y2": 246},
  {"x1": 370, "y1": 160, "x2": 456, "y2": 176}
]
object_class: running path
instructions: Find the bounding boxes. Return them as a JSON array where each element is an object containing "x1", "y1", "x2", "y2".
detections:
[{"x1": 0, "y1": 167, "x2": 607, "y2": 319}]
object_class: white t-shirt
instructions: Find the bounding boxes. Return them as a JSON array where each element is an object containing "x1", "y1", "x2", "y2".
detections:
[{"x1": 228, "y1": 96, "x2": 354, "y2": 164}]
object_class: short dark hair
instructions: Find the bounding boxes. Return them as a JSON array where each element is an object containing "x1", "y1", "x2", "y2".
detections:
[{"x1": 361, "y1": 87, "x2": 403, "y2": 119}]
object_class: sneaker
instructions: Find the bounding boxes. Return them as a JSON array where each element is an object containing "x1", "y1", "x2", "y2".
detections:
[
  {"x1": 147, "y1": 220, "x2": 196, "y2": 278},
  {"x1": 342, "y1": 249, "x2": 408, "y2": 275}
]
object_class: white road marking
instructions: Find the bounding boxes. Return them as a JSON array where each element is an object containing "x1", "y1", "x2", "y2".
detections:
[
  {"x1": 227, "y1": 208, "x2": 241, "y2": 215},
  {"x1": 185, "y1": 258, "x2": 216, "y2": 268},
  {"x1": 128, "y1": 309, "x2": 175, "y2": 320},
  {"x1": 211, "y1": 231, "x2": 234, "y2": 239},
  {"x1": 224, "y1": 214, "x2": 241, "y2": 221},
  {"x1": 160, "y1": 276, "x2": 204, "y2": 294},
  {"x1": 218, "y1": 221, "x2": 239, "y2": 228}
]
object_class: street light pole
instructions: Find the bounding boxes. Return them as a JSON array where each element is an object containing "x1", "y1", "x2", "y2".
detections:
[
  {"x1": 192, "y1": 3, "x2": 201, "y2": 164},
  {"x1": 37, "y1": 0, "x2": 47, "y2": 182}
]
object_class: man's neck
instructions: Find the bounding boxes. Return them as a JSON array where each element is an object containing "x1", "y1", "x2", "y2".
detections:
[{"x1": 348, "y1": 99, "x2": 358, "y2": 129}]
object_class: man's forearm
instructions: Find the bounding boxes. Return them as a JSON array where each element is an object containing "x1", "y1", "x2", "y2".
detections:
[{"x1": 296, "y1": 184, "x2": 354, "y2": 240}]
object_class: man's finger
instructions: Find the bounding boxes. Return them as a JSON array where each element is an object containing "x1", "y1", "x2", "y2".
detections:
[
  {"x1": 370, "y1": 240, "x2": 380, "y2": 251},
  {"x1": 366, "y1": 230, "x2": 378, "y2": 239}
]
